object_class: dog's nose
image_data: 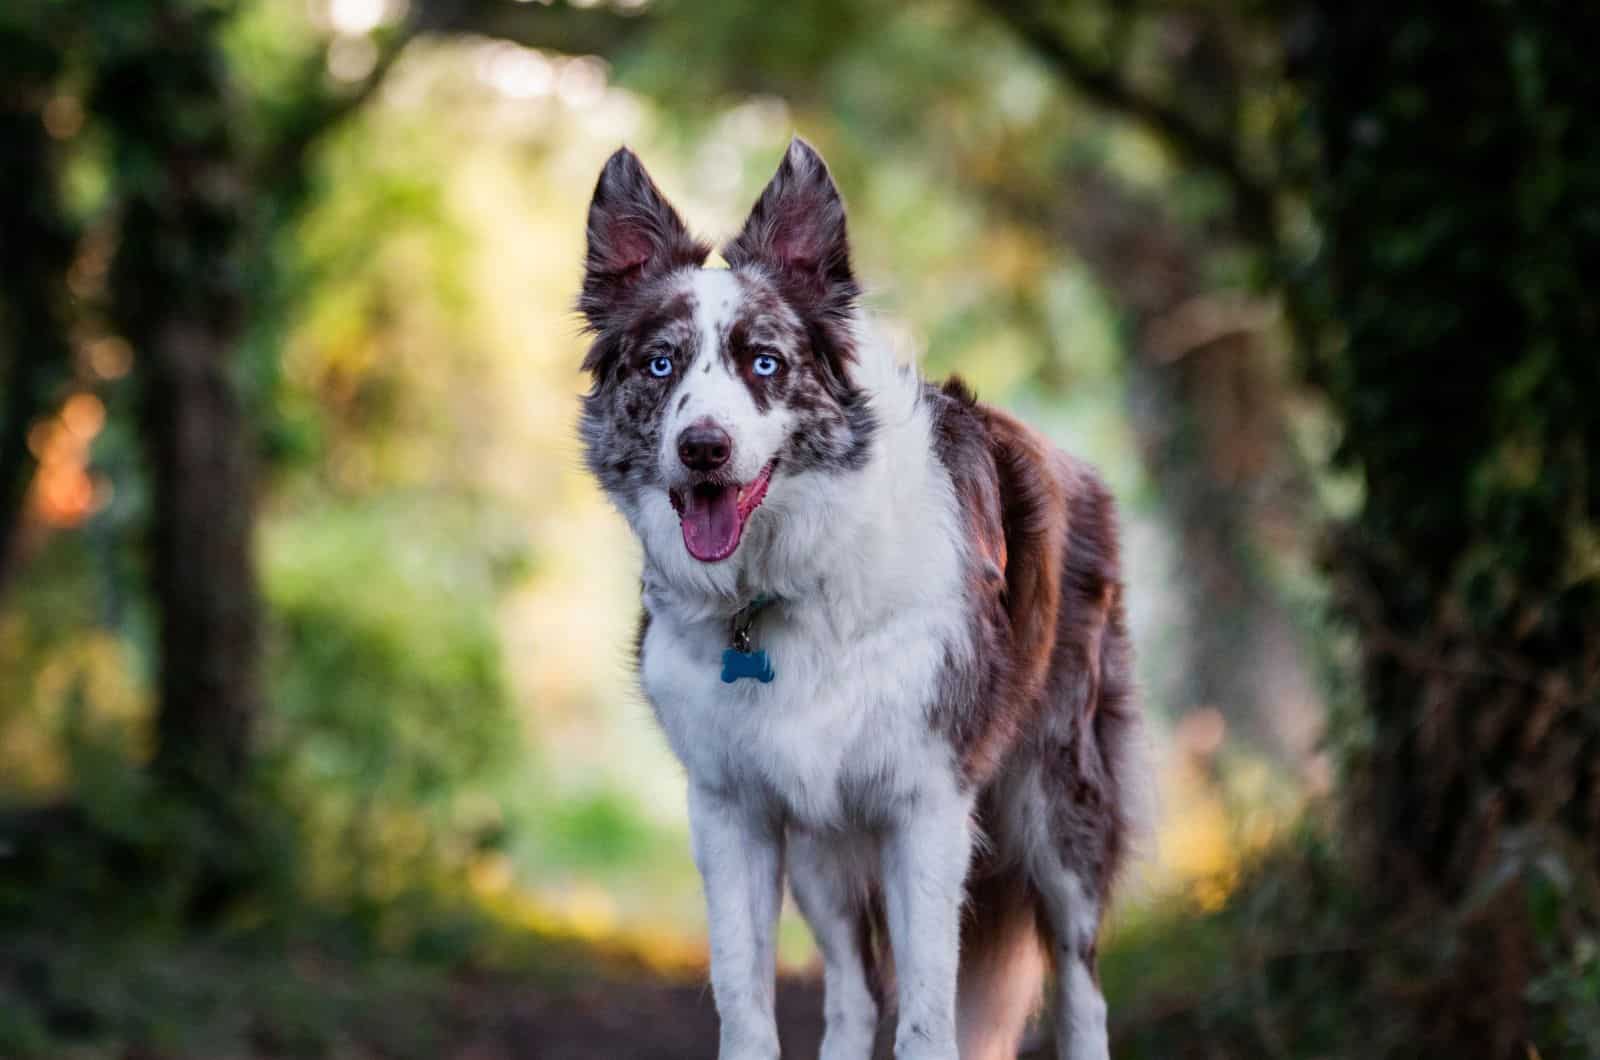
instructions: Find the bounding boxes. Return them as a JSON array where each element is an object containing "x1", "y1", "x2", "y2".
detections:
[{"x1": 677, "y1": 423, "x2": 732, "y2": 472}]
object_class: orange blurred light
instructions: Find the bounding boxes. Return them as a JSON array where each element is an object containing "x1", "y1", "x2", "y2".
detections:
[
  {"x1": 88, "y1": 336, "x2": 134, "y2": 380},
  {"x1": 61, "y1": 393, "x2": 106, "y2": 441},
  {"x1": 35, "y1": 463, "x2": 95, "y2": 528},
  {"x1": 26, "y1": 420, "x2": 56, "y2": 460},
  {"x1": 25, "y1": 393, "x2": 109, "y2": 529}
]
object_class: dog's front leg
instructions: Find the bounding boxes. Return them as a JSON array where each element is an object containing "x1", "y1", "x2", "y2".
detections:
[
  {"x1": 789, "y1": 831, "x2": 879, "y2": 1060},
  {"x1": 881, "y1": 788, "x2": 974, "y2": 1060},
  {"x1": 689, "y1": 783, "x2": 784, "y2": 1060}
]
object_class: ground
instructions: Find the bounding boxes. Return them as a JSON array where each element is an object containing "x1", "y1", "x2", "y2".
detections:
[{"x1": 444, "y1": 975, "x2": 825, "y2": 1060}]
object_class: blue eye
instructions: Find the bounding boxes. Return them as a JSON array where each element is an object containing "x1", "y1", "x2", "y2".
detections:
[
  {"x1": 753, "y1": 354, "x2": 780, "y2": 377},
  {"x1": 648, "y1": 356, "x2": 673, "y2": 378}
]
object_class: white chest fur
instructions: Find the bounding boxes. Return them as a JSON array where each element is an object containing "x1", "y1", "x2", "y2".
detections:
[
  {"x1": 632, "y1": 335, "x2": 972, "y2": 830},
  {"x1": 641, "y1": 583, "x2": 968, "y2": 830}
]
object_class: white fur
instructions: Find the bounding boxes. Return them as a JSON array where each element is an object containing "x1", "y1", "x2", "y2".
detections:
[
  {"x1": 1059, "y1": 962, "x2": 1110, "y2": 1060},
  {"x1": 788, "y1": 831, "x2": 880, "y2": 1060},
  {"x1": 880, "y1": 777, "x2": 974, "y2": 1060},
  {"x1": 636, "y1": 273, "x2": 981, "y2": 1058},
  {"x1": 1034, "y1": 866, "x2": 1108, "y2": 1060},
  {"x1": 688, "y1": 782, "x2": 785, "y2": 1060}
]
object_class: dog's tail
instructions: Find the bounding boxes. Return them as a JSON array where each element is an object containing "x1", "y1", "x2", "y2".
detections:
[{"x1": 956, "y1": 870, "x2": 1047, "y2": 1059}]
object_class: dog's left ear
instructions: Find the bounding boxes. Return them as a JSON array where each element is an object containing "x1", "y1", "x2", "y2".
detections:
[{"x1": 724, "y1": 137, "x2": 857, "y2": 316}]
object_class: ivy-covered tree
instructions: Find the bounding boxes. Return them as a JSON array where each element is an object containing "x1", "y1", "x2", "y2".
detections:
[
  {"x1": 0, "y1": 0, "x2": 416, "y2": 812},
  {"x1": 90, "y1": 3, "x2": 264, "y2": 790},
  {"x1": 1304, "y1": 1, "x2": 1600, "y2": 1049}
]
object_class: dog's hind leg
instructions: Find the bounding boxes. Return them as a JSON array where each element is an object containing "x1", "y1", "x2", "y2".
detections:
[
  {"x1": 1033, "y1": 858, "x2": 1108, "y2": 1060},
  {"x1": 789, "y1": 831, "x2": 880, "y2": 1060}
]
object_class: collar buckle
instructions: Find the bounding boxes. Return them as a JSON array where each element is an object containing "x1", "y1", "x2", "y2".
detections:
[{"x1": 728, "y1": 593, "x2": 777, "y2": 653}]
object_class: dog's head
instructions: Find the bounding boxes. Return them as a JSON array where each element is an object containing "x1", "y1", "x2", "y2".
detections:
[{"x1": 578, "y1": 138, "x2": 875, "y2": 569}]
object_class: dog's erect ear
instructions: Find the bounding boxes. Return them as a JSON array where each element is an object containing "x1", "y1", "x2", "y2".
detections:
[
  {"x1": 580, "y1": 147, "x2": 708, "y2": 331},
  {"x1": 724, "y1": 137, "x2": 856, "y2": 313}
]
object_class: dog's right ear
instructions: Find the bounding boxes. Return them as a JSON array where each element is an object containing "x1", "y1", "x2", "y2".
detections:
[{"x1": 579, "y1": 148, "x2": 708, "y2": 334}]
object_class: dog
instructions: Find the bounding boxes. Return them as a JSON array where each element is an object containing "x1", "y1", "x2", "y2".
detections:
[{"x1": 576, "y1": 137, "x2": 1144, "y2": 1060}]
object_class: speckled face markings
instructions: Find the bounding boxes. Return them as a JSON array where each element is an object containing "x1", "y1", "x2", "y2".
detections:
[
  {"x1": 582, "y1": 266, "x2": 877, "y2": 515},
  {"x1": 650, "y1": 269, "x2": 789, "y2": 490},
  {"x1": 721, "y1": 269, "x2": 874, "y2": 474},
  {"x1": 579, "y1": 139, "x2": 878, "y2": 537},
  {"x1": 579, "y1": 275, "x2": 703, "y2": 497}
]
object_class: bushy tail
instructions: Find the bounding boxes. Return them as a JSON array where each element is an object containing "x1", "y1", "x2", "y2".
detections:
[{"x1": 956, "y1": 872, "x2": 1047, "y2": 1060}]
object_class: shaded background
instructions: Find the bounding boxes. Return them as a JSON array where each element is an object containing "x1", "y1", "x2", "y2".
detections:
[{"x1": 1, "y1": 1, "x2": 1596, "y2": 1057}]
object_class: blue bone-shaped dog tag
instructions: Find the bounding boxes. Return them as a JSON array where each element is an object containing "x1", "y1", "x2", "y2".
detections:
[{"x1": 721, "y1": 648, "x2": 775, "y2": 684}]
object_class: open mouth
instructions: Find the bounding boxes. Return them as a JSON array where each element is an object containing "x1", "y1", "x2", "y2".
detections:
[{"x1": 669, "y1": 460, "x2": 776, "y2": 563}]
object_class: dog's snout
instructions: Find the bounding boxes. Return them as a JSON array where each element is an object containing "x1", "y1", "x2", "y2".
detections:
[{"x1": 677, "y1": 423, "x2": 732, "y2": 472}]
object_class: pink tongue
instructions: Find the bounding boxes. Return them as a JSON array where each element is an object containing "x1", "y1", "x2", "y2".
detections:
[{"x1": 682, "y1": 486, "x2": 742, "y2": 562}]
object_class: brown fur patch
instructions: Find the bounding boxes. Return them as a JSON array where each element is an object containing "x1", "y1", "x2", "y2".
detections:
[
  {"x1": 983, "y1": 404, "x2": 1069, "y2": 711},
  {"x1": 927, "y1": 379, "x2": 1138, "y2": 909}
]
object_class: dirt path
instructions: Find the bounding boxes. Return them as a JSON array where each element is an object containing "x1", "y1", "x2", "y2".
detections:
[{"x1": 443, "y1": 976, "x2": 825, "y2": 1059}]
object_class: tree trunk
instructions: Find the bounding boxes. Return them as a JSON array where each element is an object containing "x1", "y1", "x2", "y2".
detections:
[
  {"x1": 96, "y1": 3, "x2": 262, "y2": 790},
  {"x1": 1305, "y1": 1, "x2": 1600, "y2": 1051},
  {"x1": 138, "y1": 319, "x2": 262, "y2": 786},
  {"x1": 977, "y1": 1, "x2": 1324, "y2": 767},
  {"x1": 1051, "y1": 173, "x2": 1321, "y2": 767},
  {"x1": 0, "y1": 30, "x2": 74, "y2": 603},
  {"x1": 982, "y1": 168, "x2": 1323, "y2": 767}
]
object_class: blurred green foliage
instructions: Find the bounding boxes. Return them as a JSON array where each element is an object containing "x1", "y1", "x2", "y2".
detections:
[
  {"x1": 265, "y1": 499, "x2": 519, "y2": 908},
  {"x1": 1106, "y1": 822, "x2": 1600, "y2": 1059}
]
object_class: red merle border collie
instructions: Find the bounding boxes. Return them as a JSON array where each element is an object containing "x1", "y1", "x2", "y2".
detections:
[{"x1": 578, "y1": 137, "x2": 1146, "y2": 1060}]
